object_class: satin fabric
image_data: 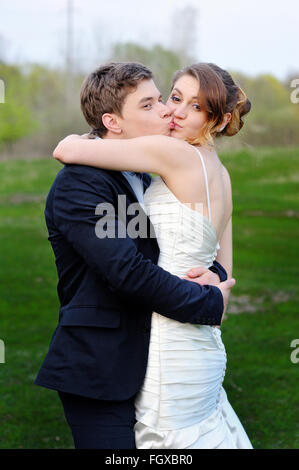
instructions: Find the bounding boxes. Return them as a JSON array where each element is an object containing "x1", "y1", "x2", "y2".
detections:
[{"x1": 134, "y1": 175, "x2": 253, "y2": 449}]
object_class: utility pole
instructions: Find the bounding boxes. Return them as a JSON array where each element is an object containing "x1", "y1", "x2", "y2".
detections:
[
  {"x1": 65, "y1": 0, "x2": 74, "y2": 108},
  {"x1": 171, "y1": 6, "x2": 199, "y2": 66}
]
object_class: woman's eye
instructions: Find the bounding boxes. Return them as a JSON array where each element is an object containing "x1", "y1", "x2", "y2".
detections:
[
  {"x1": 193, "y1": 104, "x2": 201, "y2": 111},
  {"x1": 170, "y1": 95, "x2": 180, "y2": 102},
  {"x1": 143, "y1": 103, "x2": 152, "y2": 109}
]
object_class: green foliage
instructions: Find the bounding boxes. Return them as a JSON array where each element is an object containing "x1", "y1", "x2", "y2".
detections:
[
  {"x1": 111, "y1": 42, "x2": 192, "y2": 100},
  {"x1": 224, "y1": 72, "x2": 299, "y2": 148},
  {"x1": 0, "y1": 43, "x2": 299, "y2": 156},
  {"x1": 0, "y1": 64, "x2": 37, "y2": 147}
]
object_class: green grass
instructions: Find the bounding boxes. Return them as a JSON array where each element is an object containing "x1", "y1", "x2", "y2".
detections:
[{"x1": 0, "y1": 148, "x2": 298, "y2": 449}]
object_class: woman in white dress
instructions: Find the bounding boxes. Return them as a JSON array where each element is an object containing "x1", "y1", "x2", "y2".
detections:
[{"x1": 53, "y1": 63, "x2": 253, "y2": 449}]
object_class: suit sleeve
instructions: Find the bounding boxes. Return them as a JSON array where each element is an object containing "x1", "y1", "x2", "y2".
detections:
[
  {"x1": 209, "y1": 260, "x2": 228, "y2": 282},
  {"x1": 53, "y1": 167, "x2": 223, "y2": 325}
]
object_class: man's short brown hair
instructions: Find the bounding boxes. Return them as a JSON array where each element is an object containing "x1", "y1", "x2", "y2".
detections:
[{"x1": 80, "y1": 62, "x2": 153, "y2": 138}]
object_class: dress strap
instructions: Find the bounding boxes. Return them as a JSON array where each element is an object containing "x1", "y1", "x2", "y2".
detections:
[{"x1": 193, "y1": 147, "x2": 212, "y2": 222}]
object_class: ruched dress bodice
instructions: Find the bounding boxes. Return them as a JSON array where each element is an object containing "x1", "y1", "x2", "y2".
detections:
[
  {"x1": 142, "y1": 175, "x2": 220, "y2": 276},
  {"x1": 134, "y1": 148, "x2": 253, "y2": 449}
]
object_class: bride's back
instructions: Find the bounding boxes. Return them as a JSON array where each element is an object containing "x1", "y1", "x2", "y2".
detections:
[{"x1": 162, "y1": 145, "x2": 232, "y2": 243}]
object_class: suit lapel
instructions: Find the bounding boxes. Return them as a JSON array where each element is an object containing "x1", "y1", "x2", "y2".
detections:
[
  {"x1": 142, "y1": 172, "x2": 152, "y2": 192},
  {"x1": 106, "y1": 170, "x2": 152, "y2": 203},
  {"x1": 103, "y1": 170, "x2": 159, "y2": 249},
  {"x1": 105, "y1": 169, "x2": 140, "y2": 202}
]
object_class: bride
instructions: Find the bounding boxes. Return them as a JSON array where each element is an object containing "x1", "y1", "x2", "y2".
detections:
[{"x1": 53, "y1": 62, "x2": 253, "y2": 449}]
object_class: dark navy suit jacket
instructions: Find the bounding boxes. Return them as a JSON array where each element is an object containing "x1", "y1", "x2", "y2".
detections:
[{"x1": 35, "y1": 164, "x2": 227, "y2": 400}]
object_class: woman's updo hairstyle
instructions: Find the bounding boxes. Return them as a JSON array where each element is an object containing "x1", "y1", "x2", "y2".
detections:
[
  {"x1": 171, "y1": 63, "x2": 251, "y2": 146},
  {"x1": 208, "y1": 63, "x2": 251, "y2": 137}
]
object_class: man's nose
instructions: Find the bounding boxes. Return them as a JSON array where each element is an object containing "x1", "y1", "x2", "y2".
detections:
[{"x1": 160, "y1": 103, "x2": 172, "y2": 118}]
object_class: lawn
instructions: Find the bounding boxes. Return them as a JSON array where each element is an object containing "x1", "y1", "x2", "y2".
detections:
[{"x1": 0, "y1": 147, "x2": 298, "y2": 449}]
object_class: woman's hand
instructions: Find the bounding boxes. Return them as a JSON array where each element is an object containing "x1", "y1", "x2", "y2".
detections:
[
  {"x1": 181, "y1": 267, "x2": 224, "y2": 329},
  {"x1": 61, "y1": 134, "x2": 82, "y2": 142},
  {"x1": 53, "y1": 134, "x2": 82, "y2": 163},
  {"x1": 181, "y1": 266, "x2": 220, "y2": 286}
]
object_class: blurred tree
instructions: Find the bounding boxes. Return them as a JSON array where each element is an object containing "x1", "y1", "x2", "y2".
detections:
[
  {"x1": 0, "y1": 64, "x2": 37, "y2": 149},
  {"x1": 1, "y1": 46, "x2": 299, "y2": 158},
  {"x1": 170, "y1": 5, "x2": 199, "y2": 65},
  {"x1": 111, "y1": 42, "x2": 183, "y2": 100},
  {"x1": 283, "y1": 70, "x2": 299, "y2": 90},
  {"x1": 0, "y1": 34, "x2": 7, "y2": 64},
  {"x1": 21, "y1": 64, "x2": 86, "y2": 153},
  {"x1": 219, "y1": 71, "x2": 299, "y2": 148}
]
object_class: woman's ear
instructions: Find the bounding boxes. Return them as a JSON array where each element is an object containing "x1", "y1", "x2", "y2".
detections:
[
  {"x1": 102, "y1": 113, "x2": 122, "y2": 135},
  {"x1": 218, "y1": 113, "x2": 232, "y2": 132}
]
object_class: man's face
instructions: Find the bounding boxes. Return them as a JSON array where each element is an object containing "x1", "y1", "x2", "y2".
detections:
[{"x1": 117, "y1": 79, "x2": 172, "y2": 138}]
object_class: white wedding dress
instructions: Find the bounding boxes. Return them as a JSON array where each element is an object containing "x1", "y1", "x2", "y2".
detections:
[{"x1": 134, "y1": 148, "x2": 253, "y2": 449}]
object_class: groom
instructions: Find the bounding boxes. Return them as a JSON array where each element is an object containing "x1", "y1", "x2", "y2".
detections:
[{"x1": 35, "y1": 62, "x2": 234, "y2": 449}]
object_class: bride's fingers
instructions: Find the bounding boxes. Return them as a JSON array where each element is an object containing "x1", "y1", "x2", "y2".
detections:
[
  {"x1": 186, "y1": 267, "x2": 209, "y2": 277},
  {"x1": 180, "y1": 276, "x2": 199, "y2": 282}
]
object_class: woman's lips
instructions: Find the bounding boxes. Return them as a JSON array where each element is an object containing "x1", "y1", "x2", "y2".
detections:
[{"x1": 169, "y1": 121, "x2": 182, "y2": 130}]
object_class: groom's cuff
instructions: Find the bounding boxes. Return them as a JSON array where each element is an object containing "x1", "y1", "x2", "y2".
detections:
[
  {"x1": 195, "y1": 284, "x2": 223, "y2": 326},
  {"x1": 209, "y1": 261, "x2": 228, "y2": 282}
]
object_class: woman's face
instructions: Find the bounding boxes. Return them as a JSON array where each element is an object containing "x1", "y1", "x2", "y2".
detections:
[{"x1": 166, "y1": 74, "x2": 208, "y2": 141}]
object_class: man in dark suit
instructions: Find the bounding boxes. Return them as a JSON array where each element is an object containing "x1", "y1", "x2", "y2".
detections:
[{"x1": 35, "y1": 62, "x2": 234, "y2": 449}]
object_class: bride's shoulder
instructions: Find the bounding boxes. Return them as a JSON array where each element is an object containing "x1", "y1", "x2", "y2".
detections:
[
  {"x1": 218, "y1": 163, "x2": 232, "y2": 210},
  {"x1": 201, "y1": 147, "x2": 231, "y2": 181},
  {"x1": 220, "y1": 163, "x2": 232, "y2": 190}
]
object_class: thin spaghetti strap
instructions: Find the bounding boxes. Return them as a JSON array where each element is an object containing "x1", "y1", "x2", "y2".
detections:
[{"x1": 193, "y1": 147, "x2": 212, "y2": 222}]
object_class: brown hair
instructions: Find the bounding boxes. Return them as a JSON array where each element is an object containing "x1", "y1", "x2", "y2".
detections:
[
  {"x1": 80, "y1": 62, "x2": 153, "y2": 138},
  {"x1": 171, "y1": 63, "x2": 251, "y2": 146}
]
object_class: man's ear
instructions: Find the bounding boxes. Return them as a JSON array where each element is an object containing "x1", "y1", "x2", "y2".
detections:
[{"x1": 102, "y1": 113, "x2": 122, "y2": 135}]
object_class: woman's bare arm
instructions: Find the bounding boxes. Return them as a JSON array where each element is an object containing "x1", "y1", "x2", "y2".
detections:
[
  {"x1": 53, "y1": 134, "x2": 197, "y2": 178},
  {"x1": 216, "y1": 166, "x2": 233, "y2": 279},
  {"x1": 216, "y1": 215, "x2": 233, "y2": 279}
]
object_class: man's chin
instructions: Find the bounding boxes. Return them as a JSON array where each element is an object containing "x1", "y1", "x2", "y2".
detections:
[
  {"x1": 160, "y1": 129, "x2": 171, "y2": 137},
  {"x1": 169, "y1": 129, "x2": 180, "y2": 138},
  {"x1": 158, "y1": 129, "x2": 178, "y2": 137}
]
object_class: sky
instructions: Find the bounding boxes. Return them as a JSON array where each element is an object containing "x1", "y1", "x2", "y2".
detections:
[{"x1": 0, "y1": 0, "x2": 298, "y2": 79}]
